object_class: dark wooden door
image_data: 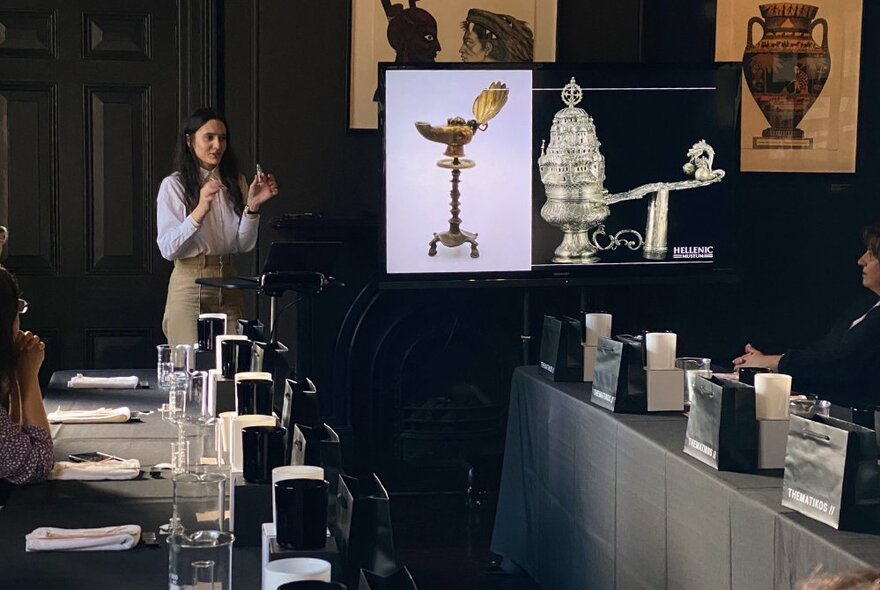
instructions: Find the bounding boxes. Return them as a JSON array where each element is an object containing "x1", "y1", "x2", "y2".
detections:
[{"x1": 0, "y1": 0, "x2": 184, "y2": 376}]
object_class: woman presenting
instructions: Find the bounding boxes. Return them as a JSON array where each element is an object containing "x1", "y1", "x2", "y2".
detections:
[
  {"x1": 733, "y1": 223, "x2": 880, "y2": 408},
  {"x1": 157, "y1": 108, "x2": 279, "y2": 347}
]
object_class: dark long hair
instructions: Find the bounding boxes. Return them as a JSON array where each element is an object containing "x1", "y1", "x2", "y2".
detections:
[
  {"x1": 172, "y1": 108, "x2": 245, "y2": 216},
  {"x1": 864, "y1": 222, "x2": 880, "y2": 259},
  {"x1": 0, "y1": 267, "x2": 19, "y2": 400}
]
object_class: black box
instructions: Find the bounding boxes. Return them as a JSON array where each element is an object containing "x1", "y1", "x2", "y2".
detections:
[
  {"x1": 230, "y1": 472, "x2": 272, "y2": 547},
  {"x1": 216, "y1": 377, "x2": 236, "y2": 415},
  {"x1": 194, "y1": 348, "x2": 215, "y2": 371}
]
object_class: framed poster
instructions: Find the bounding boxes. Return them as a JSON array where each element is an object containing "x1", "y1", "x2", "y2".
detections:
[
  {"x1": 349, "y1": 0, "x2": 557, "y2": 130},
  {"x1": 715, "y1": 0, "x2": 863, "y2": 172}
]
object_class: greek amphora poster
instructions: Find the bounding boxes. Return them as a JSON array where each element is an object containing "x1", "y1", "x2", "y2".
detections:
[{"x1": 716, "y1": 0, "x2": 862, "y2": 172}]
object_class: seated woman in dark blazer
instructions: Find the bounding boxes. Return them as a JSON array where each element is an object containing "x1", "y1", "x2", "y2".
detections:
[
  {"x1": 0, "y1": 267, "x2": 53, "y2": 484},
  {"x1": 733, "y1": 222, "x2": 880, "y2": 409}
]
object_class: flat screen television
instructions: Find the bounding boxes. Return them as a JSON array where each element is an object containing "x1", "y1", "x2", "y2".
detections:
[{"x1": 380, "y1": 63, "x2": 740, "y2": 282}]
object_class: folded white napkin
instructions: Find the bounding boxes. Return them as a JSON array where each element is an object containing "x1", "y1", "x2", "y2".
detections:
[
  {"x1": 26, "y1": 525, "x2": 141, "y2": 552},
  {"x1": 47, "y1": 407, "x2": 131, "y2": 424},
  {"x1": 67, "y1": 374, "x2": 139, "y2": 389},
  {"x1": 49, "y1": 459, "x2": 141, "y2": 481}
]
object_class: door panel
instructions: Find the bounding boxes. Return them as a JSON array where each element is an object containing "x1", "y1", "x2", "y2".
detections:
[{"x1": 0, "y1": 0, "x2": 185, "y2": 376}]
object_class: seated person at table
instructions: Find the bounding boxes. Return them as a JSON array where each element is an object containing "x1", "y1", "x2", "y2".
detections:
[
  {"x1": 0, "y1": 267, "x2": 52, "y2": 484},
  {"x1": 733, "y1": 222, "x2": 880, "y2": 409}
]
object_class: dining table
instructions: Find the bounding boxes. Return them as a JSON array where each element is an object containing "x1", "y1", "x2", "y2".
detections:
[{"x1": 0, "y1": 369, "x2": 261, "y2": 590}]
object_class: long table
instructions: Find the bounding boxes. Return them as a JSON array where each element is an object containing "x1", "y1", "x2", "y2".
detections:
[
  {"x1": 0, "y1": 369, "x2": 260, "y2": 590},
  {"x1": 490, "y1": 366, "x2": 880, "y2": 590}
]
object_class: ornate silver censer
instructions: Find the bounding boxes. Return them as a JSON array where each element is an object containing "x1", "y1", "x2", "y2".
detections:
[
  {"x1": 538, "y1": 78, "x2": 726, "y2": 263},
  {"x1": 415, "y1": 81, "x2": 509, "y2": 259}
]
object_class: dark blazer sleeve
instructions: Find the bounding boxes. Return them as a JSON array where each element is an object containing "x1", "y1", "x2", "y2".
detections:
[{"x1": 778, "y1": 300, "x2": 880, "y2": 408}]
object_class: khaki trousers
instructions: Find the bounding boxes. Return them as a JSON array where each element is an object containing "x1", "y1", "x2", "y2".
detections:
[{"x1": 162, "y1": 254, "x2": 244, "y2": 347}]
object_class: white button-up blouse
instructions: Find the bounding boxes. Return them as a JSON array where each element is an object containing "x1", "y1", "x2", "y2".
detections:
[{"x1": 156, "y1": 168, "x2": 258, "y2": 261}]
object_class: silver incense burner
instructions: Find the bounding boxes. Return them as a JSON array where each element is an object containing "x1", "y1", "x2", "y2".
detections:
[{"x1": 538, "y1": 78, "x2": 725, "y2": 263}]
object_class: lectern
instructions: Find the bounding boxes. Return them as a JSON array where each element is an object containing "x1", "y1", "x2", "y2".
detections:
[{"x1": 195, "y1": 240, "x2": 341, "y2": 386}]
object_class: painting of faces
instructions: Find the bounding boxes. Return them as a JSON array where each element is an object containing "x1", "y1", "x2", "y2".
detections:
[{"x1": 350, "y1": 0, "x2": 558, "y2": 129}]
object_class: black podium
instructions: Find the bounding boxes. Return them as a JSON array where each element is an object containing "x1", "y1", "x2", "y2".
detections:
[{"x1": 195, "y1": 240, "x2": 342, "y2": 383}]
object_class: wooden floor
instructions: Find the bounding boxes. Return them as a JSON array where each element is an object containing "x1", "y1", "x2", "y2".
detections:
[{"x1": 392, "y1": 492, "x2": 540, "y2": 590}]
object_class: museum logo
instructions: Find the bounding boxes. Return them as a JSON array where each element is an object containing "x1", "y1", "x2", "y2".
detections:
[{"x1": 672, "y1": 246, "x2": 714, "y2": 260}]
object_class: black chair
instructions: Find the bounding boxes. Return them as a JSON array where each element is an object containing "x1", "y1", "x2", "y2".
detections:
[
  {"x1": 359, "y1": 566, "x2": 418, "y2": 590},
  {"x1": 335, "y1": 474, "x2": 398, "y2": 590},
  {"x1": 278, "y1": 582, "x2": 347, "y2": 590}
]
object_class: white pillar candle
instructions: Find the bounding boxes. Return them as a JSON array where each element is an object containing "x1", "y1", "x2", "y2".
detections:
[
  {"x1": 263, "y1": 558, "x2": 331, "y2": 590},
  {"x1": 206, "y1": 369, "x2": 221, "y2": 417},
  {"x1": 217, "y1": 411, "x2": 238, "y2": 462},
  {"x1": 231, "y1": 414, "x2": 276, "y2": 471},
  {"x1": 584, "y1": 313, "x2": 613, "y2": 346},
  {"x1": 271, "y1": 465, "x2": 325, "y2": 526},
  {"x1": 645, "y1": 332, "x2": 677, "y2": 369},
  {"x1": 754, "y1": 373, "x2": 792, "y2": 420}
]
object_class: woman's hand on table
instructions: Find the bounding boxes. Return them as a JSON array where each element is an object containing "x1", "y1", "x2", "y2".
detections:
[{"x1": 732, "y1": 343, "x2": 782, "y2": 372}]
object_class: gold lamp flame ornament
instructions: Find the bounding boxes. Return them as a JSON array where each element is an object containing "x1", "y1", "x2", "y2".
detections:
[
  {"x1": 413, "y1": 81, "x2": 509, "y2": 259},
  {"x1": 415, "y1": 81, "x2": 509, "y2": 164},
  {"x1": 472, "y1": 81, "x2": 509, "y2": 126}
]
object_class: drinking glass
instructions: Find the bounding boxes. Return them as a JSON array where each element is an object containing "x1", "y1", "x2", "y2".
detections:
[
  {"x1": 172, "y1": 471, "x2": 228, "y2": 533},
  {"x1": 172, "y1": 344, "x2": 193, "y2": 372},
  {"x1": 180, "y1": 370, "x2": 213, "y2": 425},
  {"x1": 168, "y1": 371, "x2": 189, "y2": 425},
  {"x1": 171, "y1": 440, "x2": 191, "y2": 474},
  {"x1": 157, "y1": 344, "x2": 173, "y2": 392},
  {"x1": 675, "y1": 357, "x2": 712, "y2": 409},
  {"x1": 168, "y1": 530, "x2": 234, "y2": 590}
]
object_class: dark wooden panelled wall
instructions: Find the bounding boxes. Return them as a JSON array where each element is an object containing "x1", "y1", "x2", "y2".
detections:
[{"x1": 1, "y1": 0, "x2": 879, "y2": 386}]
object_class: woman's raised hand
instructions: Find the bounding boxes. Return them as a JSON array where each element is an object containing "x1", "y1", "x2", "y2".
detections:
[
  {"x1": 14, "y1": 330, "x2": 45, "y2": 380},
  {"x1": 193, "y1": 178, "x2": 224, "y2": 223},
  {"x1": 246, "y1": 172, "x2": 279, "y2": 212}
]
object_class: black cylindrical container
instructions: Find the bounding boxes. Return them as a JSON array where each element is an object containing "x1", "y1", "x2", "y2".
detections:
[
  {"x1": 221, "y1": 338, "x2": 253, "y2": 379},
  {"x1": 274, "y1": 478, "x2": 329, "y2": 550},
  {"x1": 242, "y1": 425, "x2": 286, "y2": 484},
  {"x1": 197, "y1": 313, "x2": 227, "y2": 351},
  {"x1": 235, "y1": 372, "x2": 274, "y2": 415}
]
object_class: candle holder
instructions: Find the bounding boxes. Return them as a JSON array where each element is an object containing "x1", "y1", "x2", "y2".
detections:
[{"x1": 415, "y1": 81, "x2": 509, "y2": 259}]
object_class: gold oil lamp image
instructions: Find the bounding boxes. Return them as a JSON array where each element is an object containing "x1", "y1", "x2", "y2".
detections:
[{"x1": 415, "y1": 81, "x2": 509, "y2": 258}]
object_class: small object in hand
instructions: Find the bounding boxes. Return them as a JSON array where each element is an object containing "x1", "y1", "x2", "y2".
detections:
[
  {"x1": 256, "y1": 163, "x2": 265, "y2": 182},
  {"x1": 142, "y1": 531, "x2": 159, "y2": 547}
]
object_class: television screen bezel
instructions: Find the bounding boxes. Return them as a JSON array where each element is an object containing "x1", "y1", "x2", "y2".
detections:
[{"x1": 377, "y1": 61, "x2": 742, "y2": 288}]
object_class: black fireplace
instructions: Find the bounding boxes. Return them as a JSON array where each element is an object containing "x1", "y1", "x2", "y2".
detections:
[
  {"x1": 336, "y1": 285, "x2": 523, "y2": 492},
  {"x1": 271, "y1": 217, "x2": 526, "y2": 493}
]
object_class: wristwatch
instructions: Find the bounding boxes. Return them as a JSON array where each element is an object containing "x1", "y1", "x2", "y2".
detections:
[{"x1": 244, "y1": 205, "x2": 260, "y2": 217}]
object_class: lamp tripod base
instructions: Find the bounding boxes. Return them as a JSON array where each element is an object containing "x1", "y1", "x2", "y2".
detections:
[
  {"x1": 427, "y1": 161, "x2": 480, "y2": 258},
  {"x1": 428, "y1": 229, "x2": 480, "y2": 258}
]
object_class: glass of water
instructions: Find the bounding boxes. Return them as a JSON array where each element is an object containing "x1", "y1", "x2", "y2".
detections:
[
  {"x1": 675, "y1": 357, "x2": 712, "y2": 410},
  {"x1": 157, "y1": 344, "x2": 173, "y2": 392}
]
